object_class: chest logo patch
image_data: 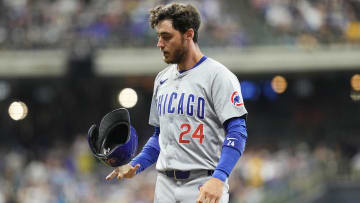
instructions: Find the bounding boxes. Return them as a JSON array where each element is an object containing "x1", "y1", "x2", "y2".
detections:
[
  {"x1": 160, "y1": 79, "x2": 168, "y2": 85},
  {"x1": 231, "y1": 91, "x2": 243, "y2": 107}
]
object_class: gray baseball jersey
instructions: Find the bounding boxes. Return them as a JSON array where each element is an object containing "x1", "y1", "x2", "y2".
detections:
[{"x1": 149, "y1": 57, "x2": 247, "y2": 171}]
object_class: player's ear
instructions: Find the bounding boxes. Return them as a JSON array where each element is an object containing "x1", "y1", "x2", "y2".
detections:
[{"x1": 184, "y1": 28, "x2": 194, "y2": 41}]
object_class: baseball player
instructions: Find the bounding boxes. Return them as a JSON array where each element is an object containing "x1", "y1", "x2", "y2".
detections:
[{"x1": 106, "y1": 3, "x2": 248, "y2": 203}]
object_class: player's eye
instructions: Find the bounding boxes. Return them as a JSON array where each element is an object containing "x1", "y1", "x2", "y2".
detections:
[{"x1": 161, "y1": 34, "x2": 171, "y2": 41}]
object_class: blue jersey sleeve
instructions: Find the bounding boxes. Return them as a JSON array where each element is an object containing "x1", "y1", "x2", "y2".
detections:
[
  {"x1": 130, "y1": 127, "x2": 160, "y2": 174},
  {"x1": 212, "y1": 117, "x2": 247, "y2": 182}
]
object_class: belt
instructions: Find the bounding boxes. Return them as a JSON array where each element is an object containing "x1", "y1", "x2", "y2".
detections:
[{"x1": 160, "y1": 170, "x2": 214, "y2": 180}]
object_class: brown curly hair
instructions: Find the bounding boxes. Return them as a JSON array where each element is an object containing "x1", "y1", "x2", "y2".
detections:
[{"x1": 149, "y1": 3, "x2": 201, "y2": 43}]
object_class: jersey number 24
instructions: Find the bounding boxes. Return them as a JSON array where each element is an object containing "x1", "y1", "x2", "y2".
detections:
[{"x1": 179, "y1": 123, "x2": 204, "y2": 144}]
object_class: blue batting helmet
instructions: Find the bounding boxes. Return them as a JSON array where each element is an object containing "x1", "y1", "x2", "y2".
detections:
[{"x1": 88, "y1": 108, "x2": 138, "y2": 167}]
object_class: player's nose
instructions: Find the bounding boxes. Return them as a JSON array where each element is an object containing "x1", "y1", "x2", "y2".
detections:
[{"x1": 157, "y1": 38, "x2": 164, "y2": 49}]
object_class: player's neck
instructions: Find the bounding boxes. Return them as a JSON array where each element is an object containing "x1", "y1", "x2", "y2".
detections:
[{"x1": 177, "y1": 43, "x2": 203, "y2": 72}]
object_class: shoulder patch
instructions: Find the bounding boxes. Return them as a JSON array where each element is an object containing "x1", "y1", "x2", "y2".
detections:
[{"x1": 231, "y1": 91, "x2": 244, "y2": 107}]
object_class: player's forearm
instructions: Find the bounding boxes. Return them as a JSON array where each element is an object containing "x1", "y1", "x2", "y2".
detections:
[
  {"x1": 130, "y1": 127, "x2": 160, "y2": 174},
  {"x1": 213, "y1": 117, "x2": 247, "y2": 182},
  {"x1": 130, "y1": 141, "x2": 160, "y2": 173}
]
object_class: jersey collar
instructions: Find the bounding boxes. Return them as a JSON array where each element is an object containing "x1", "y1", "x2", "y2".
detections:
[{"x1": 177, "y1": 56, "x2": 207, "y2": 74}]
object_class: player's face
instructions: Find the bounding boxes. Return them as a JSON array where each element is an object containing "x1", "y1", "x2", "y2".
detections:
[{"x1": 156, "y1": 20, "x2": 187, "y2": 64}]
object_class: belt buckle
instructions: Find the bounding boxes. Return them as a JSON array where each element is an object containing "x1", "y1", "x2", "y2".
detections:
[{"x1": 173, "y1": 170, "x2": 178, "y2": 180}]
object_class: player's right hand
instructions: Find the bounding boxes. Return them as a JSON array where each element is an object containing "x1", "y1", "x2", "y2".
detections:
[{"x1": 105, "y1": 164, "x2": 140, "y2": 180}]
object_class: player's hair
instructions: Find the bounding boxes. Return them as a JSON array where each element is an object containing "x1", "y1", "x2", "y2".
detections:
[{"x1": 149, "y1": 3, "x2": 201, "y2": 43}]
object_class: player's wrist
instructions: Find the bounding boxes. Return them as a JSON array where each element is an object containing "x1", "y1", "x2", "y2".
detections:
[
  {"x1": 212, "y1": 169, "x2": 227, "y2": 182},
  {"x1": 129, "y1": 160, "x2": 137, "y2": 167}
]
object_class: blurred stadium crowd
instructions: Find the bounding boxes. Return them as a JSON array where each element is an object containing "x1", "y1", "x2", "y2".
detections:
[
  {"x1": 1, "y1": 139, "x2": 360, "y2": 203},
  {"x1": 0, "y1": 0, "x2": 359, "y2": 49},
  {"x1": 249, "y1": 0, "x2": 360, "y2": 46}
]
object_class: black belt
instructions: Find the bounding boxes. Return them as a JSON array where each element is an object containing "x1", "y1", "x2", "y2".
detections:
[{"x1": 161, "y1": 170, "x2": 214, "y2": 180}]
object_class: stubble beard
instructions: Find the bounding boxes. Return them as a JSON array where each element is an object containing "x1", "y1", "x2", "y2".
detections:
[{"x1": 164, "y1": 37, "x2": 187, "y2": 64}]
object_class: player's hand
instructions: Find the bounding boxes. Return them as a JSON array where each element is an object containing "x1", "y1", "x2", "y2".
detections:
[
  {"x1": 105, "y1": 164, "x2": 140, "y2": 181},
  {"x1": 196, "y1": 177, "x2": 224, "y2": 203}
]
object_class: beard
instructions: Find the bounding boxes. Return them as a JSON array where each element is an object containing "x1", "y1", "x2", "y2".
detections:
[{"x1": 164, "y1": 37, "x2": 187, "y2": 64}]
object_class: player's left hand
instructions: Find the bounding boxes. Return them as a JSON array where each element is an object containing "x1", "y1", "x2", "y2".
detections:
[{"x1": 196, "y1": 177, "x2": 224, "y2": 203}]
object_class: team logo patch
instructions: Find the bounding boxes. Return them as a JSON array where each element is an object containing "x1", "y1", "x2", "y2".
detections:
[{"x1": 231, "y1": 91, "x2": 243, "y2": 107}]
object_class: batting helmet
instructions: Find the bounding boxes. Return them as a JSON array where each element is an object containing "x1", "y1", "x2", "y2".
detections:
[{"x1": 88, "y1": 108, "x2": 138, "y2": 167}]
